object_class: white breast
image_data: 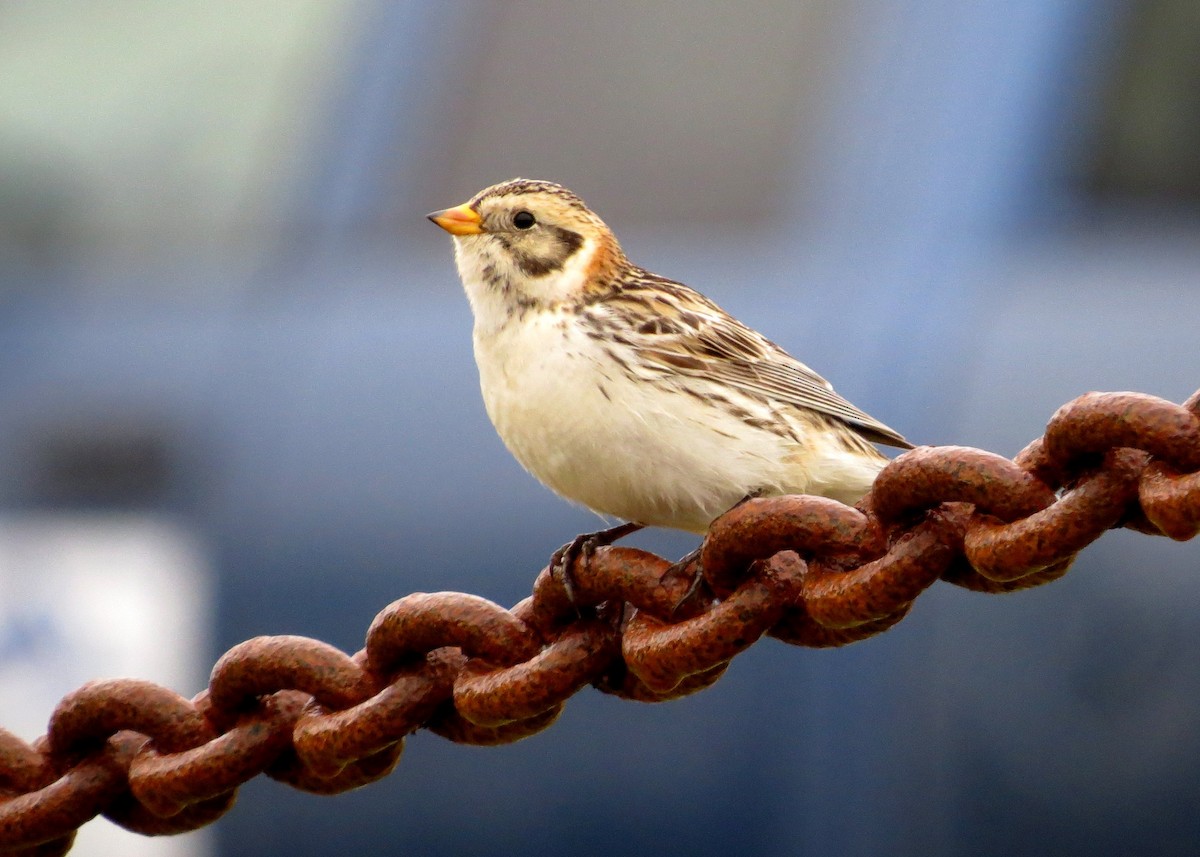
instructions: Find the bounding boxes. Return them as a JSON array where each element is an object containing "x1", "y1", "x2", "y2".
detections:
[{"x1": 472, "y1": 311, "x2": 837, "y2": 532}]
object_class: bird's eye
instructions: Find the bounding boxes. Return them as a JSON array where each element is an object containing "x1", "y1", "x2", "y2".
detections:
[{"x1": 512, "y1": 210, "x2": 536, "y2": 230}]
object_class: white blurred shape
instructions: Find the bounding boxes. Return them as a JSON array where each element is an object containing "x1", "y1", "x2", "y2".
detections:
[{"x1": 0, "y1": 515, "x2": 213, "y2": 857}]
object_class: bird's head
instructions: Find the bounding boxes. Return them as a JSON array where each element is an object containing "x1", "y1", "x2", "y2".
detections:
[{"x1": 428, "y1": 179, "x2": 627, "y2": 321}]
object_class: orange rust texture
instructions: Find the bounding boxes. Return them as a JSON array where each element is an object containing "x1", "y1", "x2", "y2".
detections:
[{"x1": 1, "y1": 388, "x2": 1197, "y2": 854}]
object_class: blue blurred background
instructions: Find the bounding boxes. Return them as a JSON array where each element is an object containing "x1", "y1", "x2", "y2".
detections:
[{"x1": 2, "y1": 2, "x2": 1199, "y2": 855}]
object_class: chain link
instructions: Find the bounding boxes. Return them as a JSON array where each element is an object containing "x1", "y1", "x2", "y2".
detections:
[{"x1": 2, "y1": 388, "x2": 1198, "y2": 854}]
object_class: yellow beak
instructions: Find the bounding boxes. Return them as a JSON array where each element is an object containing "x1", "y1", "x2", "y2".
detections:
[{"x1": 427, "y1": 202, "x2": 484, "y2": 236}]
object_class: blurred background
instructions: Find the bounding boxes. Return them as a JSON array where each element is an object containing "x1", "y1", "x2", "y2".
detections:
[{"x1": 1, "y1": 1, "x2": 1198, "y2": 855}]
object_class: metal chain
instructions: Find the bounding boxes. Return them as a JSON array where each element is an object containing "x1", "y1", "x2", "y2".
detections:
[{"x1": 2, "y1": 388, "x2": 1198, "y2": 855}]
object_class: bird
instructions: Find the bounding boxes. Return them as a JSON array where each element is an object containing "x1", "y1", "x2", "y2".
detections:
[{"x1": 428, "y1": 178, "x2": 912, "y2": 589}]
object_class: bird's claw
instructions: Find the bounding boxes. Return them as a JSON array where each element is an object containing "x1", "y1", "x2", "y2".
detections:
[
  {"x1": 664, "y1": 547, "x2": 707, "y2": 617},
  {"x1": 549, "y1": 534, "x2": 595, "y2": 606},
  {"x1": 662, "y1": 493, "x2": 753, "y2": 616},
  {"x1": 549, "y1": 522, "x2": 644, "y2": 609}
]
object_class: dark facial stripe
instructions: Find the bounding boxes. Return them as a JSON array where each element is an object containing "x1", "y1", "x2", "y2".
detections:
[{"x1": 502, "y1": 226, "x2": 584, "y2": 278}]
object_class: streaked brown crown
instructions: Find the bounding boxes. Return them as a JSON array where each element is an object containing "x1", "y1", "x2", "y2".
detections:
[{"x1": 470, "y1": 178, "x2": 587, "y2": 210}]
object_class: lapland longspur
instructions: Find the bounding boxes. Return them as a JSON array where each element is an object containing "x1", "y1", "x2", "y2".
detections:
[{"x1": 429, "y1": 179, "x2": 911, "y2": 573}]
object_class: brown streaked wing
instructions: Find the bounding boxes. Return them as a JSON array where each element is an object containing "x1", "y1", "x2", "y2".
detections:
[{"x1": 597, "y1": 274, "x2": 913, "y2": 449}]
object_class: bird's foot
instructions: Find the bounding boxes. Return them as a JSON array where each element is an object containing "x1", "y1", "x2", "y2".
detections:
[
  {"x1": 550, "y1": 521, "x2": 644, "y2": 608},
  {"x1": 663, "y1": 494, "x2": 760, "y2": 617},
  {"x1": 664, "y1": 547, "x2": 707, "y2": 617}
]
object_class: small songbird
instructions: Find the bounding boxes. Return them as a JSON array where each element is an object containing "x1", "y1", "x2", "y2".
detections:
[{"x1": 428, "y1": 179, "x2": 912, "y2": 571}]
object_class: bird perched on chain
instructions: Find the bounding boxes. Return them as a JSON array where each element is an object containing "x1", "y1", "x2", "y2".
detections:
[{"x1": 428, "y1": 178, "x2": 912, "y2": 590}]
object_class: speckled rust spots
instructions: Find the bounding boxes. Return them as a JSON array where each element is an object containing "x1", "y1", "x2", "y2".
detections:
[
  {"x1": 209, "y1": 636, "x2": 373, "y2": 717},
  {"x1": 1044, "y1": 391, "x2": 1200, "y2": 473},
  {"x1": 700, "y1": 496, "x2": 873, "y2": 595},
  {"x1": 770, "y1": 605, "x2": 910, "y2": 648},
  {"x1": 454, "y1": 620, "x2": 619, "y2": 726},
  {"x1": 802, "y1": 507, "x2": 965, "y2": 628},
  {"x1": 1, "y1": 386, "x2": 1197, "y2": 853},
  {"x1": 1139, "y1": 462, "x2": 1200, "y2": 539},
  {"x1": 427, "y1": 705, "x2": 562, "y2": 746},
  {"x1": 623, "y1": 552, "x2": 806, "y2": 693},
  {"x1": 292, "y1": 651, "x2": 459, "y2": 778},
  {"x1": 0, "y1": 729, "x2": 122, "y2": 853},
  {"x1": 48, "y1": 680, "x2": 214, "y2": 759},
  {"x1": 366, "y1": 593, "x2": 541, "y2": 673},
  {"x1": 872, "y1": 445, "x2": 1057, "y2": 524},
  {"x1": 132, "y1": 690, "x2": 306, "y2": 815},
  {"x1": 964, "y1": 447, "x2": 1144, "y2": 580}
]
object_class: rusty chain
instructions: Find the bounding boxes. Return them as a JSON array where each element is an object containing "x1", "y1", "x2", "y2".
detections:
[{"x1": 2, "y1": 388, "x2": 1198, "y2": 854}]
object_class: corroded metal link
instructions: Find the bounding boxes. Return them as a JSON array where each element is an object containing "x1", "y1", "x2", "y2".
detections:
[
  {"x1": 770, "y1": 604, "x2": 910, "y2": 648},
  {"x1": 209, "y1": 636, "x2": 373, "y2": 721},
  {"x1": 48, "y1": 680, "x2": 213, "y2": 760},
  {"x1": 1044, "y1": 391, "x2": 1200, "y2": 474},
  {"x1": 0, "y1": 731, "x2": 139, "y2": 852},
  {"x1": 964, "y1": 447, "x2": 1146, "y2": 581},
  {"x1": 801, "y1": 506, "x2": 965, "y2": 628},
  {"x1": 700, "y1": 496, "x2": 874, "y2": 595},
  {"x1": 454, "y1": 619, "x2": 620, "y2": 725},
  {"x1": 426, "y1": 704, "x2": 562, "y2": 746},
  {"x1": 941, "y1": 554, "x2": 1074, "y2": 593},
  {"x1": 293, "y1": 650, "x2": 459, "y2": 778},
  {"x1": 1, "y1": 387, "x2": 1197, "y2": 854},
  {"x1": 0, "y1": 730, "x2": 75, "y2": 856},
  {"x1": 597, "y1": 660, "x2": 729, "y2": 703},
  {"x1": 366, "y1": 593, "x2": 542, "y2": 674},
  {"x1": 129, "y1": 690, "x2": 306, "y2": 816},
  {"x1": 872, "y1": 446, "x2": 1057, "y2": 525},
  {"x1": 267, "y1": 734, "x2": 403, "y2": 795},
  {"x1": 103, "y1": 781, "x2": 233, "y2": 836},
  {"x1": 0, "y1": 732, "x2": 56, "y2": 798},
  {"x1": 624, "y1": 551, "x2": 807, "y2": 693},
  {"x1": 1139, "y1": 461, "x2": 1200, "y2": 540}
]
